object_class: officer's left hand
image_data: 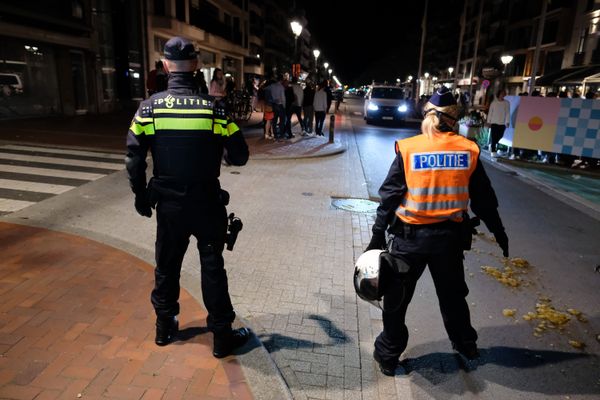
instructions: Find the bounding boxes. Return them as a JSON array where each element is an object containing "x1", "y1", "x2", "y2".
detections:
[
  {"x1": 493, "y1": 230, "x2": 509, "y2": 257},
  {"x1": 365, "y1": 232, "x2": 386, "y2": 252},
  {"x1": 134, "y1": 194, "x2": 153, "y2": 218}
]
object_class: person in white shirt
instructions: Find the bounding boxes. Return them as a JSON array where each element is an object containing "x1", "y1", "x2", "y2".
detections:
[{"x1": 486, "y1": 89, "x2": 510, "y2": 157}]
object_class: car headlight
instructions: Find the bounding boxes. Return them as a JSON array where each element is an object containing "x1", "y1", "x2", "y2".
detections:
[
  {"x1": 367, "y1": 103, "x2": 379, "y2": 111},
  {"x1": 397, "y1": 104, "x2": 408, "y2": 113}
]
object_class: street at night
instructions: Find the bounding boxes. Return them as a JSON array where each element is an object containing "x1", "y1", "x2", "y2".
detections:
[{"x1": 1, "y1": 1, "x2": 600, "y2": 400}]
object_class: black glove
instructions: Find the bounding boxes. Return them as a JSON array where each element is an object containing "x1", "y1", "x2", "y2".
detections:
[
  {"x1": 366, "y1": 232, "x2": 386, "y2": 252},
  {"x1": 493, "y1": 230, "x2": 509, "y2": 257},
  {"x1": 134, "y1": 192, "x2": 152, "y2": 218}
]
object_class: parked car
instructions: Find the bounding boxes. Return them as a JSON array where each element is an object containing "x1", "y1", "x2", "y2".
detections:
[
  {"x1": 363, "y1": 85, "x2": 410, "y2": 124},
  {"x1": 0, "y1": 73, "x2": 24, "y2": 96}
]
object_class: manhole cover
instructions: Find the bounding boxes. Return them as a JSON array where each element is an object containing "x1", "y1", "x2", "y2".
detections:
[
  {"x1": 230, "y1": 171, "x2": 241, "y2": 175},
  {"x1": 302, "y1": 192, "x2": 313, "y2": 196},
  {"x1": 331, "y1": 198, "x2": 378, "y2": 213}
]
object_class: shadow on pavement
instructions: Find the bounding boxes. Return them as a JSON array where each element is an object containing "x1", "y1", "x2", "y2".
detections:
[
  {"x1": 400, "y1": 319, "x2": 600, "y2": 399},
  {"x1": 257, "y1": 315, "x2": 350, "y2": 354}
]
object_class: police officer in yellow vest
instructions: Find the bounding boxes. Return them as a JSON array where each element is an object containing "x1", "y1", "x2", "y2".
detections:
[
  {"x1": 366, "y1": 86, "x2": 509, "y2": 376},
  {"x1": 126, "y1": 37, "x2": 250, "y2": 358}
]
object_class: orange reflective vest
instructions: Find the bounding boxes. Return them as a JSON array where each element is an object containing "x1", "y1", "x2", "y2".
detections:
[{"x1": 394, "y1": 133, "x2": 480, "y2": 225}]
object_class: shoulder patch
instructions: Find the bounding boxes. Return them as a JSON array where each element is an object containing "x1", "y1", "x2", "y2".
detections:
[{"x1": 140, "y1": 104, "x2": 153, "y2": 118}]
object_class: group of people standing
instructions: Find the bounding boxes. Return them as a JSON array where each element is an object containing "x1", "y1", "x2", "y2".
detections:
[{"x1": 259, "y1": 76, "x2": 335, "y2": 140}]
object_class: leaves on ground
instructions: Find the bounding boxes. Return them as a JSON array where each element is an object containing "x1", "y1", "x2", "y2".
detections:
[{"x1": 502, "y1": 308, "x2": 516, "y2": 317}]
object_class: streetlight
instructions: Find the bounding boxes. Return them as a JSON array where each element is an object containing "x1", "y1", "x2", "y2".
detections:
[
  {"x1": 501, "y1": 55, "x2": 513, "y2": 72},
  {"x1": 501, "y1": 54, "x2": 514, "y2": 91},
  {"x1": 324, "y1": 62, "x2": 329, "y2": 70},
  {"x1": 448, "y1": 67, "x2": 454, "y2": 79},
  {"x1": 290, "y1": 21, "x2": 303, "y2": 71},
  {"x1": 313, "y1": 49, "x2": 320, "y2": 79},
  {"x1": 328, "y1": 68, "x2": 333, "y2": 76},
  {"x1": 408, "y1": 75, "x2": 413, "y2": 82},
  {"x1": 424, "y1": 72, "x2": 429, "y2": 79},
  {"x1": 423, "y1": 72, "x2": 430, "y2": 95}
]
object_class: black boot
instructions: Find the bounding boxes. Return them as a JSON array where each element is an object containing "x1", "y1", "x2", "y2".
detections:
[
  {"x1": 213, "y1": 327, "x2": 251, "y2": 358},
  {"x1": 452, "y1": 341, "x2": 480, "y2": 360},
  {"x1": 373, "y1": 350, "x2": 398, "y2": 376},
  {"x1": 155, "y1": 316, "x2": 178, "y2": 346}
]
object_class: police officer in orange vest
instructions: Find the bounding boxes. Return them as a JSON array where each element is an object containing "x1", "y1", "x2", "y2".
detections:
[{"x1": 366, "y1": 86, "x2": 509, "y2": 376}]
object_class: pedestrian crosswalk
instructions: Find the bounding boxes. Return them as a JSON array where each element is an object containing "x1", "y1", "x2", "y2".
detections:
[{"x1": 0, "y1": 144, "x2": 123, "y2": 215}]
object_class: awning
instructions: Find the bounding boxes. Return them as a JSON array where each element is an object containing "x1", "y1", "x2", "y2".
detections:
[
  {"x1": 555, "y1": 65, "x2": 600, "y2": 84},
  {"x1": 534, "y1": 67, "x2": 582, "y2": 86},
  {"x1": 535, "y1": 65, "x2": 600, "y2": 86}
]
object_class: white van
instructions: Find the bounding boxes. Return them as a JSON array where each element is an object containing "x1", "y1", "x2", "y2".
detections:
[{"x1": 0, "y1": 73, "x2": 24, "y2": 96}]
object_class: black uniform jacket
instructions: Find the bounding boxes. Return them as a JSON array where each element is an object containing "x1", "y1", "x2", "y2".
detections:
[{"x1": 125, "y1": 72, "x2": 248, "y2": 199}]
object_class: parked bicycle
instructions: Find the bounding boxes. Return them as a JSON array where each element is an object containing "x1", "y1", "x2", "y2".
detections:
[{"x1": 225, "y1": 90, "x2": 253, "y2": 122}]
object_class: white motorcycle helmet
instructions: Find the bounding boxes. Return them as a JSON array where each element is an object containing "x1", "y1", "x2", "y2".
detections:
[{"x1": 353, "y1": 249, "x2": 386, "y2": 309}]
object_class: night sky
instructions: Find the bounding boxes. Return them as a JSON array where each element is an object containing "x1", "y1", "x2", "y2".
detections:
[{"x1": 303, "y1": 0, "x2": 426, "y2": 86}]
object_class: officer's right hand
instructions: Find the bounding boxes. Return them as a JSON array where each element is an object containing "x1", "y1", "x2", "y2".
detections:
[
  {"x1": 493, "y1": 230, "x2": 509, "y2": 257},
  {"x1": 134, "y1": 194, "x2": 153, "y2": 218},
  {"x1": 365, "y1": 232, "x2": 386, "y2": 252}
]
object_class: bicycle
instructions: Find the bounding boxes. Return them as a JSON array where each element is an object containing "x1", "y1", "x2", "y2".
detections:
[{"x1": 225, "y1": 90, "x2": 253, "y2": 122}]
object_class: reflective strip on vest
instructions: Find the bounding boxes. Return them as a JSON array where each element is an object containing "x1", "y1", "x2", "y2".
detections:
[
  {"x1": 401, "y1": 198, "x2": 468, "y2": 211},
  {"x1": 408, "y1": 186, "x2": 469, "y2": 196},
  {"x1": 396, "y1": 207, "x2": 464, "y2": 220},
  {"x1": 213, "y1": 121, "x2": 239, "y2": 137},
  {"x1": 129, "y1": 119, "x2": 155, "y2": 136},
  {"x1": 154, "y1": 117, "x2": 213, "y2": 131},
  {"x1": 153, "y1": 108, "x2": 212, "y2": 115}
]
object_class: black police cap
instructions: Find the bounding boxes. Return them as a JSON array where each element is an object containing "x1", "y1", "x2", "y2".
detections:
[
  {"x1": 164, "y1": 37, "x2": 197, "y2": 61},
  {"x1": 429, "y1": 86, "x2": 456, "y2": 107}
]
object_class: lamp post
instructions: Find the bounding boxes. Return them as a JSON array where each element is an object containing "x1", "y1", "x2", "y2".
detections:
[
  {"x1": 324, "y1": 62, "x2": 329, "y2": 70},
  {"x1": 448, "y1": 67, "x2": 454, "y2": 79},
  {"x1": 424, "y1": 72, "x2": 430, "y2": 95},
  {"x1": 290, "y1": 21, "x2": 303, "y2": 74},
  {"x1": 501, "y1": 54, "x2": 513, "y2": 91},
  {"x1": 328, "y1": 68, "x2": 333, "y2": 77},
  {"x1": 313, "y1": 49, "x2": 320, "y2": 79}
]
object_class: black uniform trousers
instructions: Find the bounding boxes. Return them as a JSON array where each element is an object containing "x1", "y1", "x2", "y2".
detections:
[
  {"x1": 151, "y1": 194, "x2": 235, "y2": 334},
  {"x1": 374, "y1": 227, "x2": 477, "y2": 364}
]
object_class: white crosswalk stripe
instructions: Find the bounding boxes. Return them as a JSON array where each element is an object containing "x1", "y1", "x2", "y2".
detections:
[
  {"x1": 0, "y1": 144, "x2": 124, "y2": 215},
  {"x1": 0, "y1": 164, "x2": 104, "y2": 181},
  {"x1": 1, "y1": 144, "x2": 125, "y2": 160},
  {"x1": 0, "y1": 152, "x2": 123, "y2": 170}
]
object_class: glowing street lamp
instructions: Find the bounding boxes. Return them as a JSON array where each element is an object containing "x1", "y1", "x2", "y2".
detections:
[
  {"x1": 290, "y1": 21, "x2": 303, "y2": 67},
  {"x1": 424, "y1": 72, "x2": 430, "y2": 79},
  {"x1": 313, "y1": 49, "x2": 320, "y2": 61},
  {"x1": 408, "y1": 75, "x2": 413, "y2": 82},
  {"x1": 448, "y1": 67, "x2": 454, "y2": 78},
  {"x1": 324, "y1": 62, "x2": 329, "y2": 70},
  {"x1": 328, "y1": 69, "x2": 333, "y2": 76},
  {"x1": 501, "y1": 55, "x2": 514, "y2": 66}
]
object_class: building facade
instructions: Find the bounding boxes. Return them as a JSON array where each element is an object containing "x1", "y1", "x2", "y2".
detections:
[{"x1": 0, "y1": 0, "x2": 145, "y2": 118}]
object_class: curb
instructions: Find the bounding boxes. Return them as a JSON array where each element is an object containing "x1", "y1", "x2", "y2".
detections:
[{"x1": 481, "y1": 151, "x2": 600, "y2": 222}]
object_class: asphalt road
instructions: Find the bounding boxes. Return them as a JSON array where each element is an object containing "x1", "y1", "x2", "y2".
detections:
[{"x1": 345, "y1": 95, "x2": 600, "y2": 399}]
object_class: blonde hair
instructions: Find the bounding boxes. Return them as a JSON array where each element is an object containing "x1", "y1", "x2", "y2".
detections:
[
  {"x1": 421, "y1": 113, "x2": 443, "y2": 138},
  {"x1": 421, "y1": 104, "x2": 460, "y2": 137}
]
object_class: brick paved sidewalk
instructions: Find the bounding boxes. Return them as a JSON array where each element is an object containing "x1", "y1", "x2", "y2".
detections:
[{"x1": 0, "y1": 222, "x2": 253, "y2": 400}]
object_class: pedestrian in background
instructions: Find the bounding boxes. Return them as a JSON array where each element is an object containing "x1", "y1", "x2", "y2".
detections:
[
  {"x1": 303, "y1": 80, "x2": 315, "y2": 135},
  {"x1": 147, "y1": 60, "x2": 167, "y2": 96},
  {"x1": 284, "y1": 79, "x2": 295, "y2": 139},
  {"x1": 366, "y1": 86, "x2": 508, "y2": 376},
  {"x1": 194, "y1": 69, "x2": 208, "y2": 94},
  {"x1": 270, "y1": 75, "x2": 287, "y2": 139},
  {"x1": 290, "y1": 77, "x2": 306, "y2": 135},
  {"x1": 313, "y1": 81, "x2": 328, "y2": 136},
  {"x1": 325, "y1": 81, "x2": 333, "y2": 114},
  {"x1": 126, "y1": 36, "x2": 250, "y2": 358},
  {"x1": 209, "y1": 68, "x2": 226, "y2": 99},
  {"x1": 486, "y1": 89, "x2": 510, "y2": 158}
]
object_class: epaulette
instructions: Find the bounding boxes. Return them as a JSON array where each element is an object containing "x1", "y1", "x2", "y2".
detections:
[{"x1": 140, "y1": 103, "x2": 153, "y2": 118}]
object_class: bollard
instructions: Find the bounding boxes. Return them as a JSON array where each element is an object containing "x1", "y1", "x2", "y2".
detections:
[{"x1": 329, "y1": 114, "x2": 335, "y2": 143}]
